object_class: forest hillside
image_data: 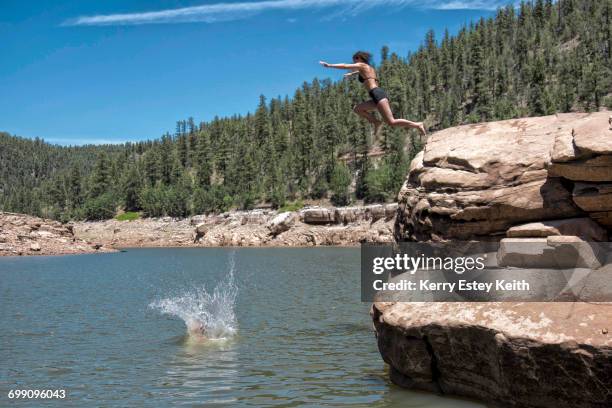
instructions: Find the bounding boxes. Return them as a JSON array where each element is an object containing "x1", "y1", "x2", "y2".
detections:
[{"x1": 1, "y1": 0, "x2": 610, "y2": 221}]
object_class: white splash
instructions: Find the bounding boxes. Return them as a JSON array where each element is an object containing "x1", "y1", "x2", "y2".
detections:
[{"x1": 150, "y1": 253, "x2": 238, "y2": 340}]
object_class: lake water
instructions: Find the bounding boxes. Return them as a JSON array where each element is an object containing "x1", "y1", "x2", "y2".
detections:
[{"x1": 0, "y1": 248, "x2": 484, "y2": 407}]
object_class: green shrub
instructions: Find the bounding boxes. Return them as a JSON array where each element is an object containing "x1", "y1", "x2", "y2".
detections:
[
  {"x1": 116, "y1": 211, "x2": 140, "y2": 221},
  {"x1": 193, "y1": 185, "x2": 232, "y2": 214},
  {"x1": 83, "y1": 193, "x2": 116, "y2": 220},
  {"x1": 140, "y1": 184, "x2": 189, "y2": 218},
  {"x1": 164, "y1": 186, "x2": 189, "y2": 218},
  {"x1": 238, "y1": 192, "x2": 256, "y2": 210},
  {"x1": 279, "y1": 200, "x2": 304, "y2": 213},
  {"x1": 363, "y1": 165, "x2": 392, "y2": 203},
  {"x1": 139, "y1": 186, "x2": 165, "y2": 217}
]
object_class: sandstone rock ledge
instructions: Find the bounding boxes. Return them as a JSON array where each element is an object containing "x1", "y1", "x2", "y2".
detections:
[
  {"x1": 396, "y1": 111, "x2": 612, "y2": 241},
  {"x1": 0, "y1": 212, "x2": 114, "y2": 256},
  {"x1": 372, "y1": 302, "x2": 612, "y2": 408},
  {"x1": 378, "y1": 112, "x2": 612, "y2": 408}
]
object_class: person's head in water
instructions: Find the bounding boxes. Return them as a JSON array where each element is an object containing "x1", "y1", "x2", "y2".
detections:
[
  {"x1": 352, "y1": 51, "x2": 372, "y2": 65},
  {"x1": 186, "y1": 318, "x2": 207, "y2": 338}
]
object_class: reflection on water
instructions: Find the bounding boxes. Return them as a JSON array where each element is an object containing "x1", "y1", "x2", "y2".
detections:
[
  {"x1": 0, "y1": 248, "x2": 485, "y2": 407},
  {"x1": 162, "y1": 338, "x2": 238, "y2": 406}
]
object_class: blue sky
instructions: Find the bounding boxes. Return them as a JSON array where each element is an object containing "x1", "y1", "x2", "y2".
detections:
[{"x1": 0, "y1": 0, "x2": 513, "y2": 145}]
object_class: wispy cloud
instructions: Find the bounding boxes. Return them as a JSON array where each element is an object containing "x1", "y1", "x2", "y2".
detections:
[
  {"x1": 63, "y1": 0, "x2": 510, "y2": 26},
  {"x1": 45, "y1": 137, "x2": 127, "y2": 146},
  {"x1": 434, "y1": 0, "x2": 507, "y2": 10}
]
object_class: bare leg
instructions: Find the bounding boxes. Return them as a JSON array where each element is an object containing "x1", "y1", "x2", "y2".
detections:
[
  {"x1": 376, "y1": 99, "x2": 426, "y2": 136},
  {"x1": 353, "y1": 101, "x2": 383, "y2": 136}
]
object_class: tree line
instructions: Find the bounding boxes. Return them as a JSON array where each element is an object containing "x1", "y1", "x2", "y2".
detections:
[{"x1": 1, "y1": 0, "x2": 610, "y2": 221}]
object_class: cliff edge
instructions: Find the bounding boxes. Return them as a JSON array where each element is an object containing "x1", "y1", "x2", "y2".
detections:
[
  {"x1": 373, "y1": 111, "x2": 612, "y2": 408},
  {"x1": 395, "y1": 111, "x2": 611, "y2": 242}
]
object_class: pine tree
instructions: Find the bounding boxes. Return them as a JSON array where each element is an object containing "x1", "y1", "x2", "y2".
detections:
[
  {"x1": 89, "y1": 152, "x2": 111, "y2": 198},
  {"x1": 121, "y1": 162, "x2": 142, "y2": 211}
]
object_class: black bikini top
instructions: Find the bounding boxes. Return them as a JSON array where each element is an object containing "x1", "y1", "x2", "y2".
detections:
[{"x1": 358, "y1": 74, "x2": 377, "y2": 83}]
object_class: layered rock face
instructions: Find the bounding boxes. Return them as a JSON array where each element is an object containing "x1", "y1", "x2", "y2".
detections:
[
  {"x1": 375, "y1": 112, "x2": 612, "y2": 408},
  {"x1": 372, "y1": 302, "x2": 611, "y2": 408},
  {"x1": 395, "y1": 111, "x2": 612, "y2": 242},
  {"x1": 0, "y1": 212, "x2": 114, "y2": 256}
]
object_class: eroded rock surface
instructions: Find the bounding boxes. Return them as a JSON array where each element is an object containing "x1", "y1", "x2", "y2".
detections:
[
  {"x1": 396, "y1": 111, "x2": 612, "y2": 241},
  {"x1": 378, "y1": 112, "x2": 612, "y2": 408},
  {"x1": 506, "y1": 217, "x2": 607, "y2": 241},
  {"x1": 74, "y1": 204, "x2": 397, "y2": 248},
  {"x1": 372, "y1": 302, "x2": 612, "y2": 408},
  {"x1": 0, "y1": 212, "x2": 114, "y2": 256}
]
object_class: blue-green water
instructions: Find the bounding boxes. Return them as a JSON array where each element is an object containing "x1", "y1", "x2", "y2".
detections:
[{"x1": 0, "y1": 248, "x2": 484, "y2": 407}]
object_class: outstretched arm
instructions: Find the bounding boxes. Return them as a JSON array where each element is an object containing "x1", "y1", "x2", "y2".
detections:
[{"x1": 319, "y1": 61, "x2": 363, "y2": 70}]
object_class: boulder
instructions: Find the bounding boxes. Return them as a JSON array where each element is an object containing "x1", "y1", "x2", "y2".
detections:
[
  {"x1": 365, "y1": 205, "x2": 386, "y2": 222},
  {"x1": 372, "y1": 302, "x2": 612, "y2": 408},
  {"x1": 240, "y1": 210, "x2": 268, "y2": 225},
  {"x1": 506, "y1": 217, "x2": 607, "y2": 241},
  {"x1": 396, "y1": 112, "x2": 612, "y2": 241},
  {"x1": 29, "y1": 242, "x2": 41, "y2": 251},
  {"x1": 194, "y1": 222, "x2": 207, "y2": 242},
  {"x1": 333, "y1": 204, "x2": 398, "y2": 224},
  {"x1": 497, "y1": 238, "x2": 556, "y2": 268},
  {"x1": 267, "y1": 212, "x2": 296, "y2": 236},
  {"x1": 335, "y1": 207, "x2": 366, "y2": 224},
  {"x1": 301, "y1": 208, "x2": 336, "y2": 224}
]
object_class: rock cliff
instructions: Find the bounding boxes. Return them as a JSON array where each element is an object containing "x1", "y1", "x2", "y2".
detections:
[
  {"x1": 374, "y1": 112, "x2": 612, "y2": 408},
  {"x1": 372, "y1": 302, "x2": 611, "y2": 408},
  {"x1": 395, "y1": 111, "x2": 611, "y2": 242}
]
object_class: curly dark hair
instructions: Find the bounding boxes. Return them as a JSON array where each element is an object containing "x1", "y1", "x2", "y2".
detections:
[{"x1": 352, "y1": 51, "x2": 372, "y2": 65}]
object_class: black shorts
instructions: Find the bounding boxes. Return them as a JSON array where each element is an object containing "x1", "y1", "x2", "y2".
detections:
[{"x1": 369, "y1": 87, "x2": 388, "y2": 104}]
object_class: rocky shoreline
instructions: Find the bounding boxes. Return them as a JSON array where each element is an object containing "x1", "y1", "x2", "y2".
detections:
[
  {"x1": 0, "y1": 212, "x2": 115, "y2": 256},
  {"x1": 0, "y1": 204, "x2": 398, "y2": 256},
  {"x1": 73, "y1": 204, "x2": 397, "y2": 249}
]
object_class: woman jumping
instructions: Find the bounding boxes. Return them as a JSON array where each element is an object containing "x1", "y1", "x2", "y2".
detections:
[{"x1": 320, "y1": 51, "x2": 426, "y2": 138}]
